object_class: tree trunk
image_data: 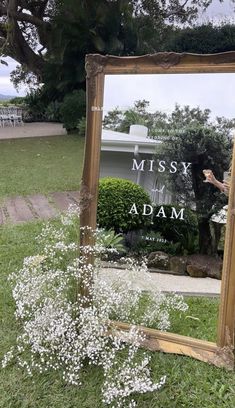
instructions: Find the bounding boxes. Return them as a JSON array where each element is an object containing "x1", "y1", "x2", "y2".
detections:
[
  {"x1": 9, "y1": 23, "x2": 45, "y2": 80},
  {"x1": 210, "y1": 222, "x2": 222, "y2": 255},
  {"x1": 198, "y1": 218, "x2": 213, "y2": 255}
]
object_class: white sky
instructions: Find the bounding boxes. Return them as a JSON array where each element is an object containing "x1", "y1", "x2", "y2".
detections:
[
  {"x1": 0, "y1": 58, "x2": 27, "y2": 96},
  {"x1": 0, "y1": 0, "x2": 234, "y2": 96},
  {"x1": 103, "y1": 73, "x2": 235, "y2": 119},
  {"x1": 197, "y1": 0, "x2": 235, "y2": 23}
]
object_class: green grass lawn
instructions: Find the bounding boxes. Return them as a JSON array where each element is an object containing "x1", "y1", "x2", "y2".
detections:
[
  {"x1": 1, "y1": 221, "x2": 235, "y2": 408},
  {"x1": 169, "y1": 295, "x2": 219, "y2": 342},
  {"x1": 0, "y1": 135, "x2": 85, "y2": 198}
]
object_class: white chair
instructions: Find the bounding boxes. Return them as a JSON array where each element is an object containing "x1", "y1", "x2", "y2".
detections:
[{"x1": 0, "y1": 114, "x2": 12, "y2": 127}]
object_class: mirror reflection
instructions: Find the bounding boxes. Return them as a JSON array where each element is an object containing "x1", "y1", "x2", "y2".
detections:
[{"x1": 98, "y1": 73, "x2": 235, "y2": 341}]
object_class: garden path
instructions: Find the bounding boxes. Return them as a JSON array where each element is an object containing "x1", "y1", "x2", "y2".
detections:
[
  {"x1": 0, "y1": 191, "x2": 80, "y2": 224},
  {"x1": 99, "y1": 267, "x2": 221, "y2": 296},
  {"x1": 0, "y1": 122, "x2": 67, "y2": 139}
]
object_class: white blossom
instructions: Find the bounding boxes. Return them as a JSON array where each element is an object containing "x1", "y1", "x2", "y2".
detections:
[{"x1": 2, "y1": 205, "x2": 188, "y2": 407}]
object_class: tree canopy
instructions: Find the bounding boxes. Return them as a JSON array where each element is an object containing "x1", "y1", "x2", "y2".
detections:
[
  {"x1": 1, "y1": 1, "x2": 233, "y2": 85},
  {"x1": 161, "y1": 23, "x2": 235, "y2": 54},
  {"x1": 1, "y1": 1, "x2": 235, "y2": 129}
]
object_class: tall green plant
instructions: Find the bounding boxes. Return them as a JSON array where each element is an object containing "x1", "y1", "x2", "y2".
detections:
[{"x1": 59, "y1": 90, "x2": 86, "y2": 132}]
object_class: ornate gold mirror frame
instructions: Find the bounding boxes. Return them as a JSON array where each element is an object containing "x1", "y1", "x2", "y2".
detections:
[{"x1": 80, "y1": 52, "x2": 235, "y2": 370}]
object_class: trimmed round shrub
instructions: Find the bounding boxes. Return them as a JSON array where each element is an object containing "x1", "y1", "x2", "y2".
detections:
[
  {"x1": 152, "y1": 204, "x2": 198, "y2": 244},
  {"x1": 97, "y1": 177, "x2": 152, "y2": 233}
]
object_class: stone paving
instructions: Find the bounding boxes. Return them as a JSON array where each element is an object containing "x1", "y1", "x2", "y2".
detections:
[
  {"x1": 99, "y1": 267, "x2": 221, "y2": 296},
  {"x1": 0, "y1": 191, "x2": 80, "y2": 224},
  {"x1": 0, "y1": 122, "x2": 67, "y2": 140}
]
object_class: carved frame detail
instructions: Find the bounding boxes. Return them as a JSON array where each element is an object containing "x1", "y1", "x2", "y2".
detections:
[{"x1": 81, "y1": 51, "x2": 235, "y2": 369}]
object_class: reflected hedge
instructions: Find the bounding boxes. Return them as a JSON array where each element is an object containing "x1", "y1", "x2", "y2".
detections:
[{"x1": 97, "y1": 177, "x2": 151, "y2": 233}]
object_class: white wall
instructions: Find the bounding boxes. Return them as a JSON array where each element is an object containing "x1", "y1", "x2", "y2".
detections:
[
  {"x1": 100, "y1": 151, "x2": 138, "y2": 183},
  {"x1": 99, "y1": 151, "x2": 173, "y2": 205}
]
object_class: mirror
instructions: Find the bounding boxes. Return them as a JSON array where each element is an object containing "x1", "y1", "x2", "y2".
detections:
[
  {"x1": 99, "y1": 72, "x2": 235, "y2": 342},
  {"x1": 81, "y1": 52, "x2": 235, "y2": 369}
]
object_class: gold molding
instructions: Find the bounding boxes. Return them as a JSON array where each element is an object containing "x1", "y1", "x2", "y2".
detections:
[
  {"x1": 85, "y1": 55, "x2": 106, "y2": 100},
  {"x1": 149, "y1": 52, "x2": 183, "y2": 69},
  {"x1": 81, "y1": 51, "x2": 235, "y2": 370}
]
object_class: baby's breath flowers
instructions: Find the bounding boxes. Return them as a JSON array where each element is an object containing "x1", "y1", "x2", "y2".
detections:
[{"x1": 3, "y1": 205, "x2": 188, "y2": 407}]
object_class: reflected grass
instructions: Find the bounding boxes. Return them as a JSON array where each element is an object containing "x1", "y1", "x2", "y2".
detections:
[
  {"x1": 169, "y1": 295, "x2": 219, "y2": 342},
  {"x1": 122, "y1": 292, "x2": 219, "y2": 342}
]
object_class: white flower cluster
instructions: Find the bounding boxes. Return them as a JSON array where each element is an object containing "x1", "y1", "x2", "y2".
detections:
[{"x1": 3, "y1": 204, "x2": 188, "y2": 407}]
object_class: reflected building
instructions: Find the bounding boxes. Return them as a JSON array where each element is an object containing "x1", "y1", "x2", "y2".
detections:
[{"x1": 100, "y1": 125, "x2": 172, "y2": 204}]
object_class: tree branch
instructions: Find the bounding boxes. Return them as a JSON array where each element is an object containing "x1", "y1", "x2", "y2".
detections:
[
  {"x1": 0, "y1": 37, "x2": 6, "y2": 48},
  {"x1": 0, "y1": 22, "x2": 7, "y2": 37},
  {"x1": 0, "y1": 35, "x2": 17, "y2": 61},
  {"x1": 8, "y1": 0, "x2": 17, "y2": 14},
  {"x1": 18, "y1": 0, "x2": 50, "y2": 18},
  {"x1": 0, "y1": 22, "x2": 8, "y2": 55},
  {"x1": 6, "y1": 0, "x2": 45, "y2": 78},
  {"x1": 13, "y1": 11, "x2": 48, "y2": 27},
  {"x1": 0, "y1": 4, "x2": 7, "y2": 16},
  {"x1": 1, "y1": 1, "x2": 51, "y2": 27}
]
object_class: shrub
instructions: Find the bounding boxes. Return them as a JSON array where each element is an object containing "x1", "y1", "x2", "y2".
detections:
[
  {"x1": 97, "y1": 177, "x2": 152, "y2": 233},
  {"x1": 151, "y1": 204, "x2": 199, "y2": 254},
  {"x1": 77, "y1": 116, "x2": 86, "y2": 137},
  {"x1": 9, "y1": 96, "x2": 25, "y2": 105},
  {"x1": 95, "y1": 228, "x2": 125, "y2": 253},
  {"x1": 95, "y1": 227, "x2": 126, "y2": 260},
  {"x1": 45, "y1": 100, "x2": 62, "y2": 122},
  {"x1": 59, "y1": 90, "x2": 86, "y2": 132},
  {"x1": 24, "y1": 89, "x2": 47, "y2": 121}
]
